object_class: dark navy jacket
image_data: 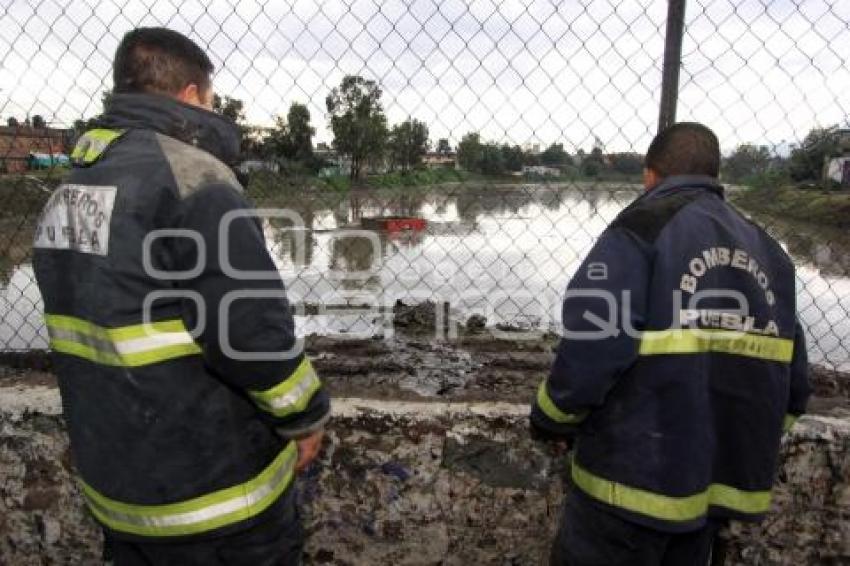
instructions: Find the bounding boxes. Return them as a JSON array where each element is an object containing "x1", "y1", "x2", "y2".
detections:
[
  {"x1": 531, "y1": 176, "x2": 810, "y2": 532},
  {"x1": 33, "y1": 94, "x2": 330, "y2": 540}
]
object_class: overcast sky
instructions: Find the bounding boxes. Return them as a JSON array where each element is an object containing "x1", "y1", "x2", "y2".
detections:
[{"x1": 0, "y1": 0, "x2": 848, "y2": 153}]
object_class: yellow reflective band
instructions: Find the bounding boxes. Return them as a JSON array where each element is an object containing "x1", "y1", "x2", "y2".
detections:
[
  {"x1": 249, "y1": 357, "x2": 322, "y2": 418},
  {"x1": 71, "y1": 128, "x2": 125, "y2": 165},
  {"x1": 783, "y1": 414, "x2": 798, "y2": 432},
  {"x1": 639, "y1": 329, "x2": 793, "y2": 363},
  {"x1": 535, "y1": 381, "x2": 587, "y2": 424},
  {"x1": 571, "y1": 460, "x2": 772, "y2": 522},
  {"x1": 80, "y1": 442, "x2": 296, "y2": 537},
  {"x1": 45, "y1": 314, "x2": 201, "y2": 367}
]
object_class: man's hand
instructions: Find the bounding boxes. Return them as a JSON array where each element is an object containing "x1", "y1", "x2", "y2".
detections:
[{"x1": 295, "y1": 430, "x2": 324, "y2": 473}]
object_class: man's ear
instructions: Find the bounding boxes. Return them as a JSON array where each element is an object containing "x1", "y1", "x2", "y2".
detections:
[
  {"x1": 643, "y1": 167, "x2": 661, "y2": 191},
  {"x1": 175, "y1": 83, "x2": 213, "y2": 110}
]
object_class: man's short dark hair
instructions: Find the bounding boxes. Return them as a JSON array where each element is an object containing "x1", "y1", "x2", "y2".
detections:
[
  {"x1": 113, "y1": 28, "x2": 214, "y2": 96},
  {"x1": 645, "y1": 122, "x2": 721, "y2": 178}
]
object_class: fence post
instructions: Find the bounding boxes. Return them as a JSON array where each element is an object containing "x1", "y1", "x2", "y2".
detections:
[{"x1": 658, "y1": 0, "x2": 688, "y2": 133}]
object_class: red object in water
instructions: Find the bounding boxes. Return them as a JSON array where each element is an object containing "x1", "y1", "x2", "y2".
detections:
[{"x1": 362, "y1": 216, "x2": 427, "y2": 233}]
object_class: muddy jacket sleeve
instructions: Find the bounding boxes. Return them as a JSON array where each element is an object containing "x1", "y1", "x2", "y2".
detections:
[
  {"x1": 173, "y1": 183, "x2": 330, "y2": 437},
  {"x1": 531, "y1": 226, "x2": 651, "y2": 438},
  {"x1": 785, "y1": 320, "x2": 811, "y2": 431}
]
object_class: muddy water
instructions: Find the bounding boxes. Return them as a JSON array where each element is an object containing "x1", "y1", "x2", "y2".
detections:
[{"x1": 3, "y1": 184, "x2": 850, "y2": 370}]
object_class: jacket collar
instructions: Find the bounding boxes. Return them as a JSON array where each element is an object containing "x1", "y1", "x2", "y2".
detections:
[
  {"x1": 644, "y1": 174, "x2": 725, "y2": 200},
  {"x1": 96, "y1": 93, "x2": 241, "y2": 165}
]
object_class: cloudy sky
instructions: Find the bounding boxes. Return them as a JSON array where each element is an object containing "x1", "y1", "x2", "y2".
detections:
[{"x1": 0, "y1": 0, "x2": 848, "y2": 153}]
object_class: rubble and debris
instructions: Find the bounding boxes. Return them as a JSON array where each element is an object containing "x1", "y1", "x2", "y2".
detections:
[{"x1": 1, "y1": 334, "x2": 849, "y2": 565}]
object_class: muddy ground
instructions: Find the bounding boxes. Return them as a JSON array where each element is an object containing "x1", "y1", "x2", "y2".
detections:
[
  {"x1": 3, "y1": 328, "x2": 849, "y2": 415},
  {"x1": 1, "y1": 323, "x2": 849, "y2": 565}
]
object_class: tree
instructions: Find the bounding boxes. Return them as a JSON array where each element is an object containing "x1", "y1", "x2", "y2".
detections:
[
  {"x1": 436, "y1": 138, "x2": 451, "y2": 156},
  {"x1": 326, "y1": 75, "x2": 388, "y2": 180},
  {"x1": 582, "y1": 146, "x2": 606, "y2": 177},
  {"x1": 722, "y1": 144, "x2": 771, "y2": 182},
  {"x1": 388, "y1": 119, "x2": 429, "y2": 172},
  {"x1": 609, "y1": 152, "x2": 644, "y2": 176},
  {"x1": 212, "y1": 95, "x2": 246, "y2": 124},
  {"x1": 457, "y1": 132, "x2": 482, "y2": 171},
  {"x1": 287, "y1": 103, "x2": 315, "y2": 163},
  {"x1": 522, "y1": 151, "x2": 541, "y2": 166},
  {"x1": 478, "y1": 144, "x2": 505, "y2": 175},
  {"x1": 788, "y1": 126, "x2": 838, "y2": 182},
  {"x1": 32, "y1": 115, "x2": 46, "y2": 129},
  {"x1": 540, "y1": 143, "x2": 571, "y2": 167},
  {"x1": 264, "y1": 102, "x2": 316, "y2": 167},
  {"x1": 500, "y1": 144, "x2": 524, "y2": 172},
  {"x1": 6, "y1": 117, "x2": 19, "y2": 127}
]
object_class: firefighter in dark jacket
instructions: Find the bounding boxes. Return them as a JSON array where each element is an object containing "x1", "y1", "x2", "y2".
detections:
[
  {"x1": 33, "y1": 28, "x2": 329, "y2": 565},
  {"x1": 532, "y1": 123, "x2": 810, "y2": 565}
]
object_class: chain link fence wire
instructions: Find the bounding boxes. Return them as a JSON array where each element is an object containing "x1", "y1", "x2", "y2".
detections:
[{"x1": 1, "y1": 1, "x2": 849, "y2": 373}]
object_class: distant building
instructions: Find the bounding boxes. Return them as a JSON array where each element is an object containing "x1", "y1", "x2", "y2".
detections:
[
  {"x1": 237, "y1": 160, "x2": 279, "y2": 174},
  {"x1": 315, "y1": 145, "x2": 353, "y2": 176},
  {"x1": 422, "y1": 152, "x2": 456, "y2": 169},
  {"x1": 0, "y1": 126, "x2": 74, "y2": 173},
  {"x1": 823, "y1": 128, "x2": 850, "y2": 188},
  {"x1": 28, "y1": 152, "x2": 70, "y2": 169},
  {"x1": 522, "y1": 165, "x2": 561, "y2": 177},
  {"x1": 522, "y1": 143, "x2": 541, "y2": 155}
]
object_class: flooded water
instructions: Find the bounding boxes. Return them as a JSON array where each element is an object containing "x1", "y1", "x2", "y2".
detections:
[{"x1": 3, "y1": 184, "x2": 850, "y2": 370}]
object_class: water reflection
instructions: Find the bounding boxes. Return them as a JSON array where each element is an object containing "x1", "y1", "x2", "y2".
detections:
[{"x1": 3, "y1": 184, "x2": 850, "y2": 370}]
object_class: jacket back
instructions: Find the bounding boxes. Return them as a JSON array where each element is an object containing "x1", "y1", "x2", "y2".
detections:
[
  {"x1": 532, "y1": 176, "x2": 810, "y2": 532},
  {"x1": 33, "y1": 93, "x2": 329, "y2": 539}
]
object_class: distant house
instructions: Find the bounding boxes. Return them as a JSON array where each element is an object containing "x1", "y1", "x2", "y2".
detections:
[
  {"x1": 522, "y1": 143, "x2": 541, "y2": 155},
  {"x1": 237, "y1": 159, "x2": 279, "y2": 174},
  {"x1": 824, "y1": 128, "x2": 850, "y2": 188},
  {"x1": 315, "y1": 145, "x2": 354, "y2": 176},
  {"x1": 0, "y1": 126, "x2": 74, "y2": 173},
  {"x1": 28, "y1": 152, "x2": 70, "y2": 169},
  {"x1": 522, "y1": 165, "x2": 560, "y2": 177},
  {"x1": 422, "y1": 152, "x2": 456, "y2": 169}
]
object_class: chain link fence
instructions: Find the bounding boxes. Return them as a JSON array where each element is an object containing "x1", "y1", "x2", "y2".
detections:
[{"x1": 1, "y1": 0, "x2": 849, "y2": 372}]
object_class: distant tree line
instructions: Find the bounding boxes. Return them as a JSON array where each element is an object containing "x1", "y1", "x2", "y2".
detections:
[
  {"x1": 5, "y1": 115, "x2": 48, "y2": 128},
  {"x1": 58, "y1": 75, "x2": 845, "y2": 186},
  {"x1": 721, "y1": 125, "x2": 847, "y2": 186}
]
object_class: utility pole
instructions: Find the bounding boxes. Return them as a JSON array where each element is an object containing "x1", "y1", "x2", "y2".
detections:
[{"x1": 658, "y1": 0, "x2": 687, "y2": 133}]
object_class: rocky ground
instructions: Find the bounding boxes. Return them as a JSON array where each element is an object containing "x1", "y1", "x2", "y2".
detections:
[{"x1": 1, "y1": 324, "x2": 849, "y2": 565}]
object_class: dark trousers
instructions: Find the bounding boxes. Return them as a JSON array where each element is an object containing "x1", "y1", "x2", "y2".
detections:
[
  {"x1": 105, "y1": 490, "x2": 304, "y2": 566},
  {"x1": 550, "y1": 493, "x2": 724, "y2": 566}
]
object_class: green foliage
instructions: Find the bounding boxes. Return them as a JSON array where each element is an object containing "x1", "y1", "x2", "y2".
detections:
[
  {"x1": 264, "y1": 102, "x2": 316, "y2": 169},
  {"x1": 436, "y1": 138, "x2": 452, "y2": 156},
  {"x1": 540, "y1": 143, "x2": 571, "y2": 167},
  {"x1": 478, "y1": 144, "x2": 505, "y2": 175},
  {"x1": 608, "y1": 152, "x2": 643, "y2": 176},
  {"x1": 457, "y1": 132, "x2": 482, "y2": 171},
  {"x1": 388, "y1": 119, "x2": 429, "y2": 172},
  {"x1": 733, "y1": 184, "x2": 850, "y2": 228},
  {"x1": 500, "y1": 144, "x2": 524, "y2": 172},
  {"x1": 326, "y1": 75, "x2": 388, "y2": 180},
  {"x1": 581, "y1": 146, "x2": 606, "y2": 177},
  {"x1": 788, "y1": 126, "x2": 838, "y2": 182},
  {"x1": 212, "y1": 95, "x2": 246, "y2": 124},
  {"x1": 369, "y1": 167, "x2": 467, "y2": 187},
  {"x1": 457, "y1": 133, "x2": 525, "y2": 175},
  {"x1": 723, "y1": 144, "x2": 772, "y2": 182}
]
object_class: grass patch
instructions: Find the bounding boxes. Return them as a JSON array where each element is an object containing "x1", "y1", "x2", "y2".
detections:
[{"x1": 733, "y1": 184, "x2": 850, "y2": 228}]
